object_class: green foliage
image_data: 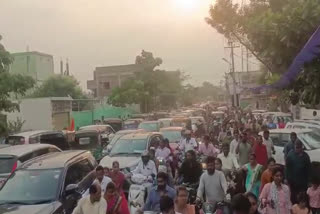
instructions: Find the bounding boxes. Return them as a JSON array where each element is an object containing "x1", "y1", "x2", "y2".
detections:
[
  {"x1": 135, "y1": 50, "x2": 163, "y2": 72},
  {"x1": 7, "y1": 117, "x2": 25, "y2": 135},
  {"x1": 0, "y1": 35, "x2": 35, "y2": 136},
  {"x1": 206, "y1": 0, "x2": 320, "y2": 105},
  {"x1": 31, "y1": 75, "x2": 87, "y2": 99}
]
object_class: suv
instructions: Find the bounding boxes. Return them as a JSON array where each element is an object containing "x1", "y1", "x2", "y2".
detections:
[
  {"x1": 0, "y1": 144, "x2": 61, "y2": 187},
  {"x1": 0, "y1": 150, "x2": 97, "y2": 214}
]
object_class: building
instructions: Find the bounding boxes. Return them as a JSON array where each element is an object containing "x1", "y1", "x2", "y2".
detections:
[
  {"x1": 6, "y1": 97, "x2": 72, "y2": 131},
  {"x1": 87, "y1": 64, "x2": 143, "y2": 98},
  {"x1": 10, "y1": 51, "x2": 54, "y2": 82}
]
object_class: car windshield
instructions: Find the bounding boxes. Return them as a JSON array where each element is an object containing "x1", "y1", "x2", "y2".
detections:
[
  {"x1": 110, "y1": 138, "x2": 147, "y2": 155},
  {"x1": 138, "y1": 123, "x2": 158, "y2": 132},
  {"x1": 298, "y1": 132, "x2": 320, "y2": 150},
  {"x1": 0, "y1": 169, "x2": 62, "y2": 204},
  {"x1": 161, "y1": 130, "x2": 181, "y2": 142},
  {"x1": 0, "y1": 157, "x2": 16, "y2": 174}
]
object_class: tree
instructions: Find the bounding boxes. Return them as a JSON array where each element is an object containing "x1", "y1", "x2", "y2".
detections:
[
  {"x1": 31, "y1": 75, "x2": 87, "y2": 99},
  {"x1": 135, "y1": 50, "x2": 163, "y2": 72},
  {"x1": 0, "y1": 35, "x2": 35, "y2": 136},
  {"x1": 206, "y1": 0, "x2": 320, "y2": 105}
]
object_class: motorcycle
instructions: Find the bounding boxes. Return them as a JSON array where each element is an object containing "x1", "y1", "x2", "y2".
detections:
[
  {"x1": 182, "y1": 182, "x2": 199, "y2": 204},
  {"x1": 198, "y1": 201, "x2": 231, "y2": 214}
]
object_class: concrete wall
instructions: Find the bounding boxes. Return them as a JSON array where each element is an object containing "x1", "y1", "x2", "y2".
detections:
[{"x1": 6, "y1": 98, "x2": 52, "y2": 131}]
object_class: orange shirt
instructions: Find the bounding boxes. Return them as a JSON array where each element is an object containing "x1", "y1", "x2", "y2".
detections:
[{"x1": 260, "y1": 169, "x2": 273, "y2": 192}]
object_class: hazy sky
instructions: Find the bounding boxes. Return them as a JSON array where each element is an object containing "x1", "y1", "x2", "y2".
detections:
[{"x1": 0, "y1": 0, "x2": 241, "y2": 88}]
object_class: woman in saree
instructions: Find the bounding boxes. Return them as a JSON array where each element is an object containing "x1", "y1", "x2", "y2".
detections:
[
  {"x1": 108, "y1": 161, "x2": 125, "y2": 195},
  {"x1": 104, "y1": 182, "x2": 130, "y2": 214},
  {"x1": 242, "y1": 153, "x2": 263, "y2": 197}
]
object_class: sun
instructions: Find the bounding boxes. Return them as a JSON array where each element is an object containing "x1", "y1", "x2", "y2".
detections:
[{"x1": 174, "y1": 0, "x2": 198, "y2": 12}]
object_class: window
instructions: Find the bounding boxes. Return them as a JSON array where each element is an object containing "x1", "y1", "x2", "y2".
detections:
[
  {"x1": 103, "y1": 82, "x2": 110, "y2": 89},
  {"x1": 64, "y1": 159, "x2": 94, "y2": 188}
]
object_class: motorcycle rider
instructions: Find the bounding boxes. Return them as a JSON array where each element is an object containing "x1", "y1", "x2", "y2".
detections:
[
  {"x1": 144, "y1": 172, "x2": 176, "y2": 212},
  {"x1": 176, "y1": 150, "x2": 202, "y2": 184},
  {"x1": 132, "y1": 151, "x2": 157, "y2": 180},
  {"x1": 196, "y1": 156, "x2": 228, "y2": 204},
  {"x1": 178, "y1": 130, "x2": 198, "y2": 153},
  {"x1": 156, "y1": 139, "x2": 172, "y2": 161}
]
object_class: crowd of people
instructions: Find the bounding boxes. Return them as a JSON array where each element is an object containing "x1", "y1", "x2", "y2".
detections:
[{"x1": 72, "y1": 109, "x2": 320, "y2": 214}]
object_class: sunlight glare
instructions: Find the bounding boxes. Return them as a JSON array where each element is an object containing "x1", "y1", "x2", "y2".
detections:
[{"x1": 174, "y1": 0, "x2": 198, "y2": 12}]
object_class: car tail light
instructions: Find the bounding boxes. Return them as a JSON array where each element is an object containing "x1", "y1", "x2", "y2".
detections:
[{"x1": 11, "y1": 161, "x2": 17, "y2": 173}]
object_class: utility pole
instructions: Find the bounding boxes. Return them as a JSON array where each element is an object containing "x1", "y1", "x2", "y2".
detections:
[
  {"x1": 246, "y1": 47, "x2": 249, "y2": 72},
  {"x1": 225, "y1": 40, "x2": 239, "y2": 107}
]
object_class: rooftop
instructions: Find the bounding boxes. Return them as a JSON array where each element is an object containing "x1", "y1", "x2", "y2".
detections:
[
  {"x1": 11, "y1": 51, "x2": 53, "y2": 58},
  {"x1": 95, "y1": 64, "x2": 143, "y2": 74}
]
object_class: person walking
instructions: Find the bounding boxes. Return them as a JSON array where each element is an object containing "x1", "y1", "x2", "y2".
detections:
[
  {"x1": 283, "y1": 132, "x2": 297, "y2": 160},
  {"x1": 72, "y1": 183, "x2": 107, "y2": 214},
  {"x1": 260, "y1": 167, "x2": 291, "y2": 214},
  {"x1": 262, "y1": 130, "x2": 275, "y2": 159},
  {"x1": 230, "y1": 131, "x2": 240, "y2": 155},
  {"x1": 83, "y1": 165, "x2": 112, "y2": 196},
  {"x1": 236, "y1": 132, "x2": 252, "y2": 166},
  {"x1": 307, "y1": 176, "x2": 320, "y2": 214},
  {"x1": 217, "y1": 143, "x2": 239, "y2": 171},
  {"x1": 242, "y1": 153, "x2": 263, "y2": 197},
  {"x1": 291, "y1": 192, "x2": 312, "y2": 214},
  {"x1": 260, "y1": 158, "x2": 276, "y2": 192},
  {"x1": 246, "y1": 192, "x2": 261, "y2": 214},
  {"x1": 253, "y1": 135, "x2": 268, "y2": 166},
  {"x1": 104, "y1": 182, "x2": 130, "y2": 214},
  {"x1": 286, "y1": 140, "x2": 311, "y2": 204}
]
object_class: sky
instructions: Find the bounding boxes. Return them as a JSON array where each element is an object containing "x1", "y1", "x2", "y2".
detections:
[{"x1": 0, "y1": 0, "x2": 251, "y2": 88}]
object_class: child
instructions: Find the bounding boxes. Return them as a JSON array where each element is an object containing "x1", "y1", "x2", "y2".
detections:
[
  {"x1": 307, "y1": 176, "x2": 320, "y2": 214},
  {"x1": 291, "y1": 192, "x2": 312, "y2": 214}
]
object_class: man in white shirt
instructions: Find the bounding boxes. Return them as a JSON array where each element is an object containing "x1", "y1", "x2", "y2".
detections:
[
  {"x1": 217, "y1": 143, "x2": 239, "y2": 171},
  {"x1": 83, "y1": 165, "x2": 112, "y2": 197},
  {"x1": 73, "y1": 183, "x2": 107, "y2": 214},
  {"x1": 263, "y1": 130, "x2": 275, "y2": 158},
  {"x1": 178, "y1": 130, "x2": 197, "y2": 153},
  {"x1": 230, "y1": 132, "x2": 240, "y2": 155},
  {"x1": 155, "y1": 139, "x2": 172, "y2": 161},
  {"x1": 132, "y1": 151, "x2": 157, "y2": 179}
]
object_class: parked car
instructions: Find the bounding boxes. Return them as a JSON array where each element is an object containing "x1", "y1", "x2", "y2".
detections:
[
  {"x1": 5, "y1": 130, "x2": 70, "y2": 150},
  {"x1": 79, "y1": 124, "x2": 115, "y2": 134},
  {"x1": 259, "y1": 128, "x2": 320, "y2": 165},
  {"x1": 0, "y1": 150, "x2": 97, "y2": 214},
  {"x1": 123, "y1": 119, "x2": 144, "y2": 130},
  {"x1": 0, "y1": 144, "x2": 62, "y2": 187},
  {"x1": 102, "y1": 129, "x2": 145, "y2": 156},
  {"x1": 100, "y1": 132, "x2": 163, "y2": 170},
  {"x1": 285, "y1": 122, "x2": 320, "y2": 133},
  {"x1": 138, "y1": 121, "x2": 162, "y2": 132}
]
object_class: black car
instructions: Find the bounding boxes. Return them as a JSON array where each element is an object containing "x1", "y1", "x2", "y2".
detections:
[{"x1": 0, "y1": 150, "x2": 97, "y2": 214}]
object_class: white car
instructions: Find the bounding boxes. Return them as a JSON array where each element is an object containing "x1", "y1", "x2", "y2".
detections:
[
  {"x1": 259, "y1": 128, "x2": 320, "y2": 165},
  {"x1": 285, "y1": 122, "x2": 320, "y2": 133}
]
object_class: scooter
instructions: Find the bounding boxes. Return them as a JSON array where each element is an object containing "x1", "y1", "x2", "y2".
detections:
[
  {"x1": 199, "y1": 201, "x2": 231, "y2": 214},
  {"x1": 128, "y1": 174, "x2": 154, "y2": 214}
]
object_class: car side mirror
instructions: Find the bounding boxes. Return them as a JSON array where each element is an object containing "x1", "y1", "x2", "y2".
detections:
[{"x1": 65, "y1": 184, "x2": 79, "y2": 196}]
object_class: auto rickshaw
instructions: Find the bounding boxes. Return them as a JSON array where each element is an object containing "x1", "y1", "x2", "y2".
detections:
[
  {"x1": 171, "y1": 117, "x2": 192, "y2": 130},
  {"x1": 123, "y1": 118, "x2": 144, "y2": 130},
  {"x1": 103, "y1": 118, "x2": 123, "y2": 132},
  {"x1": 73, "y1": 128, "x2": 111, "y2": 161}
]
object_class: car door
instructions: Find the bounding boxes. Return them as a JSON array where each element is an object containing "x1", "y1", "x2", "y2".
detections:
[
  {"x1": 269, "y1": 133, "x2": 286, "y2": 165},
  {"x1": 62, "y1": 158, "x2": 95, "y2": 214}
]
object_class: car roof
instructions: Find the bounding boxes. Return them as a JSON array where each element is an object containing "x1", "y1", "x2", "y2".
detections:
[
  {"x1": 119, "y1": 132, "x2": 160, "y2": 140},
  {"x1": 116, "y1": 129, "x2": 145, "y2": 134},
  {"x1": 0, "y1": 144, "x2": 61, "y2": 157},
  {"x1": 160, "y1": 127, "x2": 183, "y2": 131},
  {"x1": 79, "y1": 125, "x2": 113, "y2": 130},
  {"x1": 263, "y1": 128, "x2": 313, "y2": 134},
  {"x1": 140, "y1": 121, "x2": 159, "y2": 124},
  {"x1": 286, "y1": 122, "x2": 320, "y2": 127},
  {"x1": 10, "y1": 130, "x2": 61, "y2": 138},
  {"x1": 20, "y1": 150, "x2": 90, "y2": 169},
  {"x1": 158, "y1": 118, "x2": 172, "y2": 121}
]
